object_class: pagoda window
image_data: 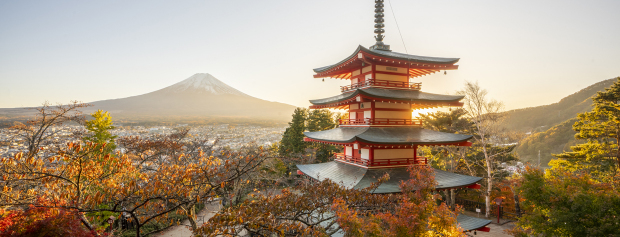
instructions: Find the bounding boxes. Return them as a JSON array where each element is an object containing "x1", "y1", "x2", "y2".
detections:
[
  {"x1": 360, "y1": 148, "x2": 370, "y2": 160},
  {"x1": 349, "y1": 112, "x2": 357, "y2": 120},
  {"x1": 364, "y1": 73, "x2": 372, "y2": 80},
  {"x1": 345, "y1": 146, "x2": 353, "y2": 156},
  {"x1": 352, "y1": 78, "x2": 359, "y2": 84},
  {"x1": 350, "y1": 104, "x2": 359, "y2": 110},
  {"x1": 351, "y1": 69, "x2": 361, "y2": 77},
  {"x1": 363, "y1": 111, "x2": 372, "y2": 119}
]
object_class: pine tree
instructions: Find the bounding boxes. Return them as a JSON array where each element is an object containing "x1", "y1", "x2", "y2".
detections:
[
  {"x1": 307, "y1": 109, "x2": 340, "y2": 162},
  {"x1": 279, "y1": 108, "x2": 308, "y2": 156},
  {"x1": 553, "y1": 77, "x2": 620, "y2": 180}
]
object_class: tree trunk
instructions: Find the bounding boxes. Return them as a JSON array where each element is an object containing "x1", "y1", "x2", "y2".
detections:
[
  {"x1": 514, "y1": 194, "x2": 521, "y2": 218},
  {"x1": 443, "y1": 190, "x2": 450, "y2": 207},
  {"x1": 484, "y1": 146, "x2": 493, "y2": 218},
  {"x1": 79, "y1": 213, "x2": 97, "y2": 235},
  {"x1": 451, "y1": 189, "x2": 456, "y2": 211},
  {"x1": 188, "y1": 204, "x2": 198, "y2": 232}
]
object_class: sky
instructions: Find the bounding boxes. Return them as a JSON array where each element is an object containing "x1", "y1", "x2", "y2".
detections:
[{"x1": 1, "y1": 0, "x2": 619, "y2": 111}]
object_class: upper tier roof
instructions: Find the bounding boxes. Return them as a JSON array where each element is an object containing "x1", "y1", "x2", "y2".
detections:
[
  {"x1": 296, "y1": 161, "x2": 481, "y2": 193},
  {"x1": 313, "y1": 45, "x2": 460, "y2": 79},
  {"x1": 309, "y1": 88, "x2": 464, "y2": 109},
  {"x1": 304, "y1": 127, "x2": 472, "y2": 145}
]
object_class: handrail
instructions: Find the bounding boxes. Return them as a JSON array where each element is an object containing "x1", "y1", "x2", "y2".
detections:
[
  {"x1": 339, "y1": 118, "x2": 423, "y2": 126},
  {"x1": 334, "y1": 153, "x2": 428, "y2": 167},
  {"x1": 341, "y1": 79, "x2": 422, "y2": 92}
]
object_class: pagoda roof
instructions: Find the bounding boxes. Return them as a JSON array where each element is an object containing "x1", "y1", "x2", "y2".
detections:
[
  {"x1": 296, "y1": 161, "x2": 481, "y2": 193},
  {"x1": 457, "y1": 215, "x2": 492, "y2": 232},
  {"x1": 304, "y1": 127, "x2": 472, "y2": 146},
  {"x1": 309, "y1": 88, "x2": 464, "y2": 108},
  {"x1": 313, "y1": 45, "x2": 460, "y2": 79}
]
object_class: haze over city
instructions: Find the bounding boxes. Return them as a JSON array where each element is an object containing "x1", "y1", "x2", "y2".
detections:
[{"x1": 1, "y1": 0, "x2": 619, "y2": 110}]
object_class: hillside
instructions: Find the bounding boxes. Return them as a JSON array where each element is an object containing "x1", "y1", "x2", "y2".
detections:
[
  {"x1": 514, "y1": 118, "x2": 579, "y2": 166},
  {"x1": 512, "y1": 77, "x2": 620, "y2": 166},
  {"x1": 503, "y1": 78, "x2": 617, "y2": 132}
]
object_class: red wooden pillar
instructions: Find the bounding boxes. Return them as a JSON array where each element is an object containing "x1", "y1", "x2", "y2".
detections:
[
  {"x1": 371, "y1": 101, "x2": 375, "y2": 121},
  {"x1": 369, "y1": 147, "x2": 374, "y2": 167}
]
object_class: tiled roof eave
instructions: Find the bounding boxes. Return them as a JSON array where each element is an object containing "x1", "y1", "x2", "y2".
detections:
[{"x1": 313, "y1": 45, "x2": 460, "y2": 74}]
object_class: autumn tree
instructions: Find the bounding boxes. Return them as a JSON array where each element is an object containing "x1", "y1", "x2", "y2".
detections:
[
  {"x1": 9, "y1": 101, "x2": 89, "y2": 159},
  {"x1": 510, "y1": 167, "x2": 620, "y2": 236},
  {"x1": 554, "y1": 77, "x2": 620, "y2": 182},
  {"x1": 0, "y1": 141, "x2": 137, "y2": 234},
  {"x1": 458, "y1": 81, "x2": 514, "y2": 217},
  {"x1": 197, "y1": 165, "x2": 465, "y2": 236},
  {"x1": 1, "y1": 105, "x2": 273, "y2": 237},
  {"x1": 83, "y1": 110, "x2": 117, "y2": 154},
  {"x1": 420, "y1": 109, "x2": 472, "y2": 209},
  {"x1": 0, "y1": 197, "x2": 97, "y2": 236},
  {"x1": 334, "y1": 165, "x2": 464, "y2": 237}
]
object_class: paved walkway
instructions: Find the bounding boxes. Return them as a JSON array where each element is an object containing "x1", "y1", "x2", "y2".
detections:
[{"x1": 154, "y1": 201, "x2": 222, "y2": 237}]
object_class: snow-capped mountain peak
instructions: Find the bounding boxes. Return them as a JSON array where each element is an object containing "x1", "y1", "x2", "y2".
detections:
[{"x1": 163, "y1": 73, "x2": 249, "y2": 97}]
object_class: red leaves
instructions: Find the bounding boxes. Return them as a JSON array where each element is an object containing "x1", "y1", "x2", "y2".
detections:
[{"x1": 0, "y1": 198, "x2": 97, "y2": 237}]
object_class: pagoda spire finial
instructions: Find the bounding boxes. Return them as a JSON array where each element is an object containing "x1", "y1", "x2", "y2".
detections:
[{"x1": 371, "y1": 0, "x2": 391, "y2": 51}]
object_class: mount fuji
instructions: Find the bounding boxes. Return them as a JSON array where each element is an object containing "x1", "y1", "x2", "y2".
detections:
[{"x1": 87, "y1": 73, "x2": 296, "y2": 121}]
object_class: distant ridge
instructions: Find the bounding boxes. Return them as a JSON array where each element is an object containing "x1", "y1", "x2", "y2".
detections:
[{"x1": 503, "y1": 78, "x2": 618, "y2": 132}]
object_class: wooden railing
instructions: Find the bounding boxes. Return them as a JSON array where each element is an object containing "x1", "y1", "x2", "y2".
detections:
[
  {"x1": 341, "y1": 79, "x2": 422, "y2": 92},
  {"x1": 334, "y1": 153, "x2": 428, "y2": 167},
  {"x1": 339, "y1": 118, "x2": 423, "y2": 126}
]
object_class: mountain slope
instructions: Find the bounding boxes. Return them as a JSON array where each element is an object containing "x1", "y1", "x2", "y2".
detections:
[
  {"x1": 86, "y1": 73, "x2": 296, "y2": 121},
  {"x1": 503, "y1": 78, "x2": 617, "y2": 132},
  {"x1": 515, "y1": 118, "x2": 579, "y2": 166}
]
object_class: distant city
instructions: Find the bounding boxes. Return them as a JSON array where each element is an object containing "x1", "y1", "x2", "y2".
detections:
[{"x1": 0, "y1": 124, "x2": 285, "y2": 157}]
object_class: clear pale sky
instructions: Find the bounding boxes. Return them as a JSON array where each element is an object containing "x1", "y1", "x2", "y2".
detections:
[{"x1": 1, "y1": 0, "x2": 619, "y2": 110}]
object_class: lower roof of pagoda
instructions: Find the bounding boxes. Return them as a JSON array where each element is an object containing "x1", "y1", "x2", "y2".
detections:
[
  {"x1": 304, "y1": 127, "x2": 472, "y2": 146},
  {"x1": 309, "y1": 88, "x2": 464, "y2": 109},
  {"x1": 297, "y1": 161, "x2": 482, "y2": 193}
]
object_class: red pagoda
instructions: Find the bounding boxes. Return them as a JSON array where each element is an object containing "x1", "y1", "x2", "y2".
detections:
[{"x1": 296, "y1": 0, "x2": 491, "y2": 233}]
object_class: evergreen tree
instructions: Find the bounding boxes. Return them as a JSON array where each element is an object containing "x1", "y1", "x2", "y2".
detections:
[
  {"x1": 83, "y1": 110, "x2": 117, "y2": 153},
  {"x1": 307, "y1": 109, "x2": 340, "y2": 162},
  {"x1": 554, "y1": 77, "x2": 620, "y2": 181},
  {"x1": 279, "y1": 108, "x2": 307, "y2": 156}
]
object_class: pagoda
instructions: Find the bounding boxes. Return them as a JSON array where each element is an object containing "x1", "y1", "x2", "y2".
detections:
[{"x1": 296, "y1": 0, "x2": 491, "y2": 233}]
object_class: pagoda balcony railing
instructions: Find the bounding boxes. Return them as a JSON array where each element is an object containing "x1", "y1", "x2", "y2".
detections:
[
  {"x1": 334, "y1": 153, "x2": 428, "y2": 167},
  {"x1": 339, "y1": 118, "x2": 423, "y2": 126},
  {"x1": 341, "y1": 79, "x2": 422, "y2": 92}
]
